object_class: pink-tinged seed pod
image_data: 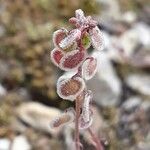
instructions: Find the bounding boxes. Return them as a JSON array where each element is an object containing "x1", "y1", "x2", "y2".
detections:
[
  {"x1": 79, "y1": 114, "x2": 93, "y2": 130},
  {"x1": 59, "y1": 29, "x2": 81, "y2": 50},
  {"x1": 60, "y1": 50, "x2": 86, "y2": 71},
  {"x1": 51, "y1": 48, "x2": 64, "y2": 67},
  {"x1": 89, "y1": 26, "x2": 104, "y2": 51},
  {"x1": 50, "y1": 107, "x2": 75, "y2": 128},
  {"x1": 82, "y1": 57, "x2": 97, "y2": 80},
  {"x1": 53, "y1": 28, "x2": 68, "y2": 48},
  {"x1": 63, "y1": 41, "x2": 77, "y2": 53},
  {"x1": 82, "y1": 90, "x2": 93, "y2": 123},
  {"x1": 57, "y1": 76, "x2": 85, "y2": 101}
]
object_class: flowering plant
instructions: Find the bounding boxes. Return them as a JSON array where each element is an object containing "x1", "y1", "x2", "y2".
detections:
[{"x1": 50, "y1": 9, "x2": 104, "y2": 150}]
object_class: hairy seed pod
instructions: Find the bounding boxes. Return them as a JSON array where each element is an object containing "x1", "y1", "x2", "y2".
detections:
[
  {"x1": 82, "y1": 90, "x2": 93, "y2": 123},
  {"x1": 82, "y1": 57, "x2": 97, "y2": 80},
  {"x1": 50, "y1": 48, "x2": 64, "y2": 67},
  {"x1": 63, "y1": 41, "x2": 77, "y2": 53},
  {"x1": 53, "y1": 28, "x2": 68, "y2": 48},
  {"x1": 60, "y1": 50, "x2": 86, "y2": 71},
  {"x1": 89, "y1": 26, "x2": 105, "y2": 51},
  {"x1": 50, "y1": 107, "x2": 75, "y2": 128},
  {"x1": 79, "y1": 114, "x2": 93, "y2": 130},
  {"x1": 59, "y1": 29, "x2": 81, "y2": 50},
  {"x1": 57, "y1": 76, "x2": 85, "y2": 101}
]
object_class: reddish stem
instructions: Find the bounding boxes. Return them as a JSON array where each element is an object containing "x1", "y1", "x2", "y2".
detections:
[
  {"x1": 75, "y1": 96, "x2": 81, "y2": 150},
  {"x1": 88, "y1": 128, "x2": 104, "y2": 150}
]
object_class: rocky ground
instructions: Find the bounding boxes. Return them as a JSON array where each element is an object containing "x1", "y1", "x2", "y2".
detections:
[{"x1": 0, "y1": 0, "x2": 150, "y2": 150}]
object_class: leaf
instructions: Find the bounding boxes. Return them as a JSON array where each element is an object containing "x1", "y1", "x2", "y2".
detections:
[{"x1": 81, "y1": 32, "x2": 91, "y2": 49}]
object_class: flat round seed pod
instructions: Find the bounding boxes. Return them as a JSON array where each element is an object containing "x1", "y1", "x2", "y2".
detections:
[
  {"x1": 60, "y1": 50, "x2": 86, "y2": 71},
  {"x1": 57, "y1": 76, "x2": 85, "y2": 101},
  {"x1": 51, "y1": 48, "x2": 64, "y2": 67}
]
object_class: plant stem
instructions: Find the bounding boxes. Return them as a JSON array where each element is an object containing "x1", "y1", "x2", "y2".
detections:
[
  {"x1": 75, "y1": 96, "x2": 81, "y2": 150},
  {"x1": 88, "y1": 127, "x2": 103, "y2": 150}
]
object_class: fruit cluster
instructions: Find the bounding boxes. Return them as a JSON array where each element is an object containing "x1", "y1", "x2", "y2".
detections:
[{"x1": 50, "y1": 9, "x2": 104, "y2": 130}]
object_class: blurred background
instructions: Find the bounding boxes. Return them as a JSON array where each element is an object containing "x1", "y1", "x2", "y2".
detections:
[{"x1": 0, "y1": 0, "x2": 150, "y2": 150}]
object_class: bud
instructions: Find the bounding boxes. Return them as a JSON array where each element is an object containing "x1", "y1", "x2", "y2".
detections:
[
  {"x1": 75, "y1": 9, "x2": 85, "y2": 22},
  {"x1": 69, "y1": 17, "x2": 78, "y2": 25},
  {"x1": 81, "y1": 32, "x2": 91, "y2": 49},
  {"x1": 82, "y1": 57, "x2": 97, "y2": 80},
  {"x1": 57, "y1": 76, "x2": 85, "y2": 101},
  {"x1": 86, "y1": 16, "x2": 97, "y2": 27}
]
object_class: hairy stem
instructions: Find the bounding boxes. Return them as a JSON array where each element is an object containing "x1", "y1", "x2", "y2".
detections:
[
  {"x1": 88, "y1": 127, "x2": 103, "y2": 150},
  {"x1": 75, "y1": 96, "x2": 81, "y2": 150}
]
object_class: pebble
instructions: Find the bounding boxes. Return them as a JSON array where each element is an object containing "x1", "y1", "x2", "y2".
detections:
[
  {"x1": 0, "y1": 84, "x2": 6, "y2": 97},
  {"x1": 0, "y1": 138, "x2": 11, "y2": 150},
  {"x1": 125, "y1": 74, "x2": 150, "y2": 96},
  {"x1": 16, "y1": 102, "x2": 62, "y2": 136},
  {"x1": 89, "y1": 51, "x2": 121, "y2": 106},
  {"x1": 11, "y1": 135, "x2": 31, "y2": 150}
]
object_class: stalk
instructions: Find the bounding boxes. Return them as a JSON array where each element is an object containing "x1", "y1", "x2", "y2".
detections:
[
  {"x1": 75, "y1": 96, "x2": 81, "y2": 150},
  {"x1": 88, "y1": 127, "x2": 104, "y2": 150}
]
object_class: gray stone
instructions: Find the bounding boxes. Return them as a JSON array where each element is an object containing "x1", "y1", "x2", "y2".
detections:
[
  {"x1": 122, "y1": 97, "x2": 142, "y2": 112},
  {"x1": 0, "y1": 138, "x2": 11, "y2": 150},
  {"x1": 88, "y1": 52, "x2": 121, "y2": 106},
  {"x1": 16, "y1": 102, "x2": 62, "y2": 136},
  {"x1": 125, "y1": 74, "x2": 150, "y2": 96},
  {"x1": 0, "y1": 84, "x2": 6, "y2": 97},
  {"x1": 11, "y1": 135, "x2": 31, "y2": 150}
]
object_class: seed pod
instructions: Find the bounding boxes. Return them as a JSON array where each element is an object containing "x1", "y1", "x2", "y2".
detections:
[
  {"x1": 79, "y1": 112, "x2": 93, "y2": 130},
  {"x1": 82, "y1": 57, "x2": 97, "y2": 80},
  {"x1": 57, "y1": 76, "x2": 85, "y2": 101},
  {"x1": 50, "y1": 48, "x2": 64, "y2": 67},
  {"x1": 53, "y1": 28, "x2": 68, "y2": 48},
  {"x1": 63, "y1": 41, "x2": 77, "y2": 53},
  {"x1": 60, "y1": 50, "x2": 86, "y2": 71},
  {"x1": 50, "y1": 107, "x2": 75, "y2": 128},
  {"x1": 89, "y1": 26, "x2": 104, "y2": 51},
  {"x1": 82, "y1": 90, "x2": 93, "y2": 123},
  {"x1": 59, "y1": 29, "x2": 81, "y2": 50}
]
